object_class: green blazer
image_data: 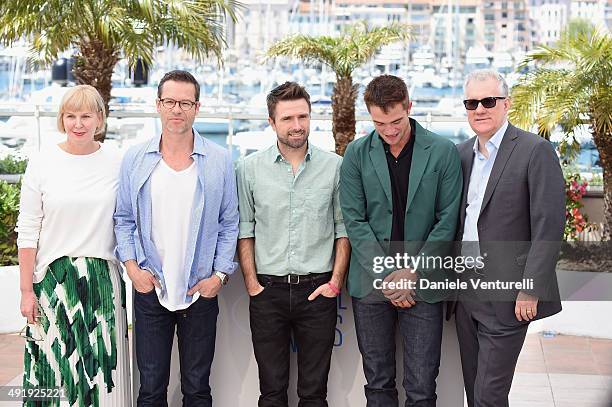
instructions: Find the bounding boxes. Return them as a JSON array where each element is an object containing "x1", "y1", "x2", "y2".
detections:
[{"x1": 339, "y1": 120, "x2": 462, "y2": 302}]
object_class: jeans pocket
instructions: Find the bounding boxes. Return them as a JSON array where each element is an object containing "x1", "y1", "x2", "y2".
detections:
[
  {"x1": 250, "y1": 282, "x2": 270, "y2": 300},
  {"x1": 135, "y1": 287, "x2": 156, "y2": 295},
  {"x1": 311, "y1": 292, "x2": 338, "y2": 312},
  {"x1": 199, "y1": 294, "x2": 218, "y2": 301}
]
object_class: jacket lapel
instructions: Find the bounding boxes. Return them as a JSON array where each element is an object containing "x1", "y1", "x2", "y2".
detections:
[
  {"x1": 369, "y1": 133, "x2": 392, "y2": 206},
  {"x1": 406, "y1": 124, "x2": 432, "y2": 212},
  {"x1": 479, "y1": 124, "x2": 519, "y2": 216},
  {"x1": 458, "y1": 137, "x2": 476, "y2": 230}
]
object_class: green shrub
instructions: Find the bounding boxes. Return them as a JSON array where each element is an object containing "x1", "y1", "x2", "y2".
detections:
[
  {"x1": 0, "y1": 155, "x2": 27, "y2": 174},
  {"x1": 0, "y1": 180, "x2": 19, "y2": 265},
  {"x1": 589, "y1": 174, "x2": 604, "y2": 187}
]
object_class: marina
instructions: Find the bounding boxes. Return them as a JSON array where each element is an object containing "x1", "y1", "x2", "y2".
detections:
[{"x1": 0, "y1": 0, "x2": 608, "y2": 178}]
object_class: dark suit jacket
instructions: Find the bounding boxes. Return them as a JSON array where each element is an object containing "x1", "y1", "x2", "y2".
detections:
[
  {"x1": 449, "y1": 123, "x2": 564, "y2": 326},
  {"x1": 340, "y1": 120, "x2": 463, "y2": 302}
]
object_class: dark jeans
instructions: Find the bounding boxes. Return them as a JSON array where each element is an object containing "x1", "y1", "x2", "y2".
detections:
[
  {"x1": 249, "y1": 273, "x2": 338, "y2": 407},
  {"x1": 134, "y1": 290, "x2": 219, "y2": 407},
  {"x1": 352, "y1": 295, "x2": 443, "y2": 407}
]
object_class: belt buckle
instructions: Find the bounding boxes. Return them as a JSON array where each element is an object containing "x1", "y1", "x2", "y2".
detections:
[{"x1": 287, "y1": 274, "x2": 300, "y2": 284}]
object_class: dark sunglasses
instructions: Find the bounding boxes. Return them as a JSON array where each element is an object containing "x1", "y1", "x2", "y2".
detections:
[{"x1": 463, "y1": 97, "x2": 506, "y2": 110}]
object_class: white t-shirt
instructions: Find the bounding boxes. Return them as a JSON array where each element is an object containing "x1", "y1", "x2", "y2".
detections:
[
  {"x1": 150, "y1": 159, "x2": 199, "y2": 311},
  {"x1": 17, "y1": 143, "x2": 122, "y2": 282}
]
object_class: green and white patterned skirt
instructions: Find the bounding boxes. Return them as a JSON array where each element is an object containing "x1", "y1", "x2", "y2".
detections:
[{"x1": 23, "y1": 257, "x2": 131, "y2": 407}]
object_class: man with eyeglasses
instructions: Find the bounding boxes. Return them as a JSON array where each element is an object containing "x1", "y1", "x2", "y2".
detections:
[
  {"x1": 114, "y1": 70, "x2": 238, "y2": 406},
  {"x1": 450, "y1": 69, "x2": 564, "y2": 407}
]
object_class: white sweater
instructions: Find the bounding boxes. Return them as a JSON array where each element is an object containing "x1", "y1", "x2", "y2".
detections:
[{"x1": 16, "y1": 143, "x2": 122, "y2": 283}]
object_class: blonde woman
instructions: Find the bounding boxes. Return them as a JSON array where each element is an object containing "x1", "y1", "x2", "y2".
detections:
[{"x1": 17, "y1": 85, "x2": 131, "y2": 406}]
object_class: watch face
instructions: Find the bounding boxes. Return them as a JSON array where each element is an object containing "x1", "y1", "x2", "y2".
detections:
[{"x1": 216, "y1": 272, "x2": 227, "y2": 284}]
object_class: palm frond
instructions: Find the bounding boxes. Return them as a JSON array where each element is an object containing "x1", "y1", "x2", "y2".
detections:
[
  {"x1": 512, "y1": 19, "x2": 612, "y2": 172},
  {"x1": 0, "y1": 0, "x2": 241, "y2": 66},
  {"x1": 267, "y1": 34, "x2": 340, "y2": 69},
  {"x1": 590, "y1": 87, "x2": 612, "y2": 137},
  {"x1": 267, "y1": 22, "x2": 410, "y2": 78}
]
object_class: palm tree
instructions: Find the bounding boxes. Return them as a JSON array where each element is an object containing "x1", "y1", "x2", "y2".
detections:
[
  {"x1": 267, "y1": 22, "x2": 410, "y2": 156},
  {"x1": 0, "y1": 0, "x2": 240, "y2": 140},
  {"x1": 509, "y1": 20, "x2": 612, "y2": 240}
]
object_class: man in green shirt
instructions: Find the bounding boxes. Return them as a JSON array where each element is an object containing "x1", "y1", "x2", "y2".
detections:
[
  {"x1": 236, "y1": 82, "x2": 351, "y2": 407},
  {"x1": 340, "y1": 75, "x2": 462, "y2": 406}
]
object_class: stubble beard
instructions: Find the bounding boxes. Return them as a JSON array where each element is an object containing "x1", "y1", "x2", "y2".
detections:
[{"x1": 279, "y1": 130, "x2": 308, "y2": 150}]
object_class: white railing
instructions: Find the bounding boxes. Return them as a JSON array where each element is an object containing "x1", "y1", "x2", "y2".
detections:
[{"x1": 0, "y1": 102, "x2": 472, "y2": 154}]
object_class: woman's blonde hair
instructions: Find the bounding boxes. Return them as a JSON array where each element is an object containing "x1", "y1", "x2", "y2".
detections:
[{"x1": 57, "y1": 85, "x2": 106, "y2": 135}]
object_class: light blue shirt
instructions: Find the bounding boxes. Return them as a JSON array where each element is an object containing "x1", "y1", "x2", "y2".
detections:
[
  {"x1": 462, "y1": 120, "x2": 508, "y2": 248},
  {"x1": 114, "y1": 129, "x2": 239, "y2": 303}
]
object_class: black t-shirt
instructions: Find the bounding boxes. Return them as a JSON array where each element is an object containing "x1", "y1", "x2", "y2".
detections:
[{"x1": 380, "y1": 118, "x2": 416, "y2": 253}]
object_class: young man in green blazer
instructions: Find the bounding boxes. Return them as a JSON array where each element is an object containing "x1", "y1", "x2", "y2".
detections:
[{"x1": 340, "y1": 75, "x2": 462, "y2": 406}]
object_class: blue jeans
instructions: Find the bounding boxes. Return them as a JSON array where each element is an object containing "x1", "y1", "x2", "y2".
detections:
[
  {"x1": 352, "y1": 295, "x2": 443, "y2": 407},
  {"x1": 134, "y1": 290, "x2": 219, "y2": 407}
]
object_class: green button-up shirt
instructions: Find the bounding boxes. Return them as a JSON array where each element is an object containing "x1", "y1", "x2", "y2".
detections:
[{"x1": 236, "y1": 143, "x2": 347, "y2": 276}]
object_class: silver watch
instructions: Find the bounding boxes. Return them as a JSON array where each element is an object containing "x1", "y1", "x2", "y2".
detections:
[{"x1": 214, "y1": 271, "x2": 229, "y2": 285}]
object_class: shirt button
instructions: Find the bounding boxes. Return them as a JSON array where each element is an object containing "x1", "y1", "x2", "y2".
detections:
[{"x1": 291, "y1": 251, "x2": 295, "y2": 255}]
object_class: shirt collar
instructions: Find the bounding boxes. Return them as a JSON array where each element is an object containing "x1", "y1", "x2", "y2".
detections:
[
  {"x1": 273, "y1": 141, "x2": 312, "y2": 163},
  {"x1": 472, "y1": 120, "x2": 508, "y2": 154},
  {"x1": 145, "y1": 128, "x2": 207, "y2": 156}
]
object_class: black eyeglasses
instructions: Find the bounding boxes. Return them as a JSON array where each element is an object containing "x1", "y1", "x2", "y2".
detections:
[
  {"x1": 158, "y1": 98, "x2": 197, "y2": 111},
  {"x1": 463, "y1": 97, "x2": 506, "y2": 110}
]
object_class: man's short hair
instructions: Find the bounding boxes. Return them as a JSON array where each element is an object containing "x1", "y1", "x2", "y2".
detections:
[
  {"x1": 267, "y1": 82, "x2": 311, "y2": 120},
  {"x1": 364, "y1": 75, "x2": 410, "y2": 113},
  {"x1": 463, "y1": 69, "x2": 509, "y2": 97},
  {"x1": 157, "y1": 70, "x2": 200, "y2": 101}
]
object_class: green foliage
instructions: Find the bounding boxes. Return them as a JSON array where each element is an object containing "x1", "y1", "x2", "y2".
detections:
[
  {"x1": 510, "y1": 19, "x2": 612, "y2": 152},
  {"x1": 510, "y1": 19, "x2": 612, "y2": 238},
  {"x1": 0, "y1": 0, "x2": 241, "y2": 67},
  {"x1": 0, "y1": 180, "x2": 20, "y2": 266},
  {"x1": 266, "y1": 22, "x2": 410, "y2": 78},
  {"x1": 0, "y1": 155, "x2": 27, "y2": 174},
  {"x1": 589, "y1": 174, "x2": 604, "y2": 187}
]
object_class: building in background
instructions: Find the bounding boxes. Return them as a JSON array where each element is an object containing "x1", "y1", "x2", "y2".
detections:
[
  {"x1": 529, "y1": 0, "x2": 571, "y2": 46},
  {"x1": 431, "y1": 0, "x2": 481, "y2": 66},
  {"x1": 482, "y1": 0, "x2": 532, "y2": 52},
  {"x1": 333, "y1": 0, "x2": 433, "y2": 52},
  {"x1": 222, "y1": 0, "x2": 612, "y2": 67},
  {"x1": 570, "y1": 0, "x2": 607, "y2": 29},
  {"x1": 229, "y1": 0, "x2": 294, "y2": 62}
]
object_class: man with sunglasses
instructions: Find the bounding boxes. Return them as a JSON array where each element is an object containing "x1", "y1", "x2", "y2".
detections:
[
  {"x1": 114, "y1": 70, "x2": 239, "y2": 406},
  {"x1": 451, "y1": 69, "x2": 564, "y2": 407}
]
